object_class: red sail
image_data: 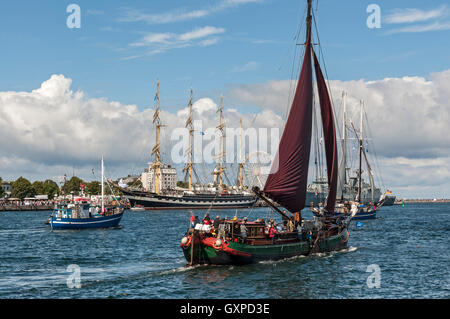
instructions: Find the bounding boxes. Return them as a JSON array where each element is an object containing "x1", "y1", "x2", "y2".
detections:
[
  {"x1": 313, "y1": 50, "x2": 338, "y2": 213},
  {"x1": 263, "y1": 41, "x2": 313, "y2": 213}
]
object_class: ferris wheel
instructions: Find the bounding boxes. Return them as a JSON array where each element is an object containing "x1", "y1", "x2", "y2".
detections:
[{"x1": 242, "y1": 151, "x2": 273, "y2": 189}]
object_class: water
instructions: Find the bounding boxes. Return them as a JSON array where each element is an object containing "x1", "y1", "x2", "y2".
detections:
[{"x1": 0, "y1": 203, "x2": 448, "y2": 299}]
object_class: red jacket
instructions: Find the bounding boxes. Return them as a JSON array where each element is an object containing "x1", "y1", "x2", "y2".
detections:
[{"x1": 269, "y1": 227, "x2": 277, "y2": 238}]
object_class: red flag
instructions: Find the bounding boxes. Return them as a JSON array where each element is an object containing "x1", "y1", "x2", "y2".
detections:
[{"x1": 190, "y1": 212, "x2": 194, "y2": 222}]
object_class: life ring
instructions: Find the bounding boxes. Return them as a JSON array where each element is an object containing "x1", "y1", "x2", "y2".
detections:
[
  {"x1": 185, "y1": 236, "x2": 192, "y2": 247},
  {"x1": 180, "y1": 235, "x2": 192, "y2": 248}
]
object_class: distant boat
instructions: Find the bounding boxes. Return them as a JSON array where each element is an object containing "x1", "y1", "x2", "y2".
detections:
[
  {"x1": 48, "y1": 156, "x2": 124, "y2": 230},
  {"x1": 312, "y1": 96, "x2": 381, "y2": 220},
  {"x1": 380, "y1": 190, "x2": 396, "y2": 206},
  {"x1": 180, "y1": 0, "x2": 355, "y2": 266},
  {"x1": 130, "y1": 204, "x2": 146, "y2": 212}
]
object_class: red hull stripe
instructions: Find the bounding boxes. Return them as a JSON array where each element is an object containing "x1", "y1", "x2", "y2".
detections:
[{"x1": 202, "y1": 237, "x2": 252, "y2": 258}]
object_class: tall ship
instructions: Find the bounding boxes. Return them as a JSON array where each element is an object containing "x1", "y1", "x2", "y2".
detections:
[
  {"x1": 118, "y1": 83, "x2": 257, "y2": 210},
  {"x1": 307, "y1": 92, "x2": 398, "y2": 207},
  {"x1": 181, "y1": 0, "x2": 356, "y2": 265}
]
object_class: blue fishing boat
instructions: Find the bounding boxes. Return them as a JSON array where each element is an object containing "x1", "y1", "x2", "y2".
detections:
[
  {"x1": 48, "y1": 156, "x2": 124, "y2": 230},
  {"x1": 49, "y1": 202, "x2": 124, "y2": 230}
]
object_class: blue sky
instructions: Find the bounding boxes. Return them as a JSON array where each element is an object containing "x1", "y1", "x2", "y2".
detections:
[
  {"x1": 0, "y1": 0, "x2": 448, "y2": 112},
  {"x1": 0, "y1": 0, "x2": 449, "y2": 198}
]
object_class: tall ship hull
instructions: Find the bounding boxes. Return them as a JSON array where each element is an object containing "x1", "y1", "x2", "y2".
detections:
[
  {"x1": 122, "y1": 189, "x2": 257, "y2": 210},
  {"x1": 381, "y1": 194, "x2": 396, "y2": 206}
]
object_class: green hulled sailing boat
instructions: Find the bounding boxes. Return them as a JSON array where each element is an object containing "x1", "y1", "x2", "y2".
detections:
[{"x1": 180, "y1": 0, "x2": 356, "y2": 265}]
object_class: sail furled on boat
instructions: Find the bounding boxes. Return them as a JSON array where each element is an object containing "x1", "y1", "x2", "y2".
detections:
[
  {"x1": 313, "y1": 49, "x2": 338, "y2": 213},
  {"x1": 262, "y1": 40, "x2": 313, "y2": 213}
]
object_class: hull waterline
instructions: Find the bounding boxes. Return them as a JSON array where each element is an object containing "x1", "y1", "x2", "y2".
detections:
[{"x1": 49, "y1": 212, "x2": 124, "y2": 230}]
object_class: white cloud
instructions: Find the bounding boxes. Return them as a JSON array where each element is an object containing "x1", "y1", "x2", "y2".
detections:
[
  {"x1": 0, "y1": 75, "x2": 281, "y2": 185},
  {"x1": 118, "y1": 0, "x2": 263, "y2": 25},
  {"x1": 128, "y1": 26, "x2": 225, "y2": 57},
  {"x1": 384, "y1": 5, "x2": 450, "y2": 34},
  {"x1": 178, "y1": 26, "x2": 225, "y2": 41},
  {"x1": 384, "y1": 6, "x2": 448, "y2": 24},
  {"x1": 2, "y1": 71, "x2": 449, "y2": 198},
  {"x1": 227, "y1": 70, "x2": 450, "y2": 198},
  {"x1": 230, "y1": 71, "x2": 450, "y2": 159},
  {"x1": 199, "y1": 37, "x2": 220, "y2": 47},
  {"x1": 231, "y1": 61, "x2": 260, "y2": 72},
  {"x1": 386, "y1": 21, "x2": 450, "y2": 34}
]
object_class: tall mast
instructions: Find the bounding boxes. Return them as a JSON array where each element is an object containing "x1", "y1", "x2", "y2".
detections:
[
  {"x1": 152, "y1": 80, "x2": 164, "y2": 195},
  {"x1": 357, "y1": 99, "x2": 363, "y2": 202},
  {"x1": 217, "y1": 96, "x2": 226, "y2": 188},
  {"x1": 259, "y1": 0, "x2": 314, "y2": 214},
  {"x1": 184, "y1": 87, "x2": 194, "y2": 192},
  {"x1": 338, "y1": 91, "x2": 347, "y2": 200},
  {"x1": 238, "y1": 118, "x2": 244, "y2": 188},
  {"x1": 101, "y1": 155, "x2": 104, "y2": 213},
  {"x1": 306, "y1": 0, "x2": 312, "y2": 43}
]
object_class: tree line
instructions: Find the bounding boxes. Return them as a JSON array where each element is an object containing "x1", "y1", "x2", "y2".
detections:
[{"x1": 1, "y1": 176, "x2": 115, "y2": 200}]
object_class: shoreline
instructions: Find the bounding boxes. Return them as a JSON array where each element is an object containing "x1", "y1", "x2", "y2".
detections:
[
  {"x1": 394, "y1": 199, "x2": 450, "y2": 204},
  {"x1": 1, "y1": 205, "x2": 53, "y2": 211}
]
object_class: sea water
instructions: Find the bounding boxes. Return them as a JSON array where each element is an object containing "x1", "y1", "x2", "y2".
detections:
[{"x1": 0, "y1": 203, "x2": 448, "y2": 298}]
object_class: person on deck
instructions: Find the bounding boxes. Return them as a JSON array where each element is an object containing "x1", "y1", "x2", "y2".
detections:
[
  {"x1": 202, "y1": 213, "x2": 211, "y2": 225},
  {"x1": 288, "y1": 218, "x2": 295, "y2": 232},
  {"x1": 294, "y1": 211, "x2": 301, "y2": 228},
  {"x1": 306, "y1": 230, "x2": 313, "y2": 242},
  {"x1": 213, "y1": 215, "x2": 221, "y2": 229},
  {"x1": 218, "y1": 223, "x2": 226, "y2": 241},
  {"x1": 297, "y1": 222, "x2": 303, "y2": 240},
  {"x1": 193, "y1": 216, "x2": 200, "y2": 227},
  {"x1": 240, "y1": 218, "x2": 248, "y2": 243},
  {"x1": 269, "y1": 223, "x2": 277, "y2": 244}
]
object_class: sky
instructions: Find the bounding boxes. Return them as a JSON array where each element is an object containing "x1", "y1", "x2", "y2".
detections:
[{"x1": 0, "y1": 0, "x2": 449, "y2": 199}]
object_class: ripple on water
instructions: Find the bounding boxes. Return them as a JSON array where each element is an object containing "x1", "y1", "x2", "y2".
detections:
[{"x1": 0, "y1": 205, "x2": 448, "y2": 298}]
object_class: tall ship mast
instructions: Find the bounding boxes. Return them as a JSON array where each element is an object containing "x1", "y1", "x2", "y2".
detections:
[
  {"x1": 213, "y1": 96, "x2": 226, "y2": 188},
  {"x1": 151, "y1": 80, "x2": 164, "y2": 195},
  {"x1": 183, "y1": 87, "x2": 194, "y2": 192},
  {"x1": 118, "y1": 84, "x2": 257, "y2": 210},
  {"x1": 238, "y1": 118, "x2": 244, "y2": 189}
]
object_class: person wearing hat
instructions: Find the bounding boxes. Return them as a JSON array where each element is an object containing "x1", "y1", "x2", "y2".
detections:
[{"x1": 203, "y1": 213, "x2": 211, "y2": 225}]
